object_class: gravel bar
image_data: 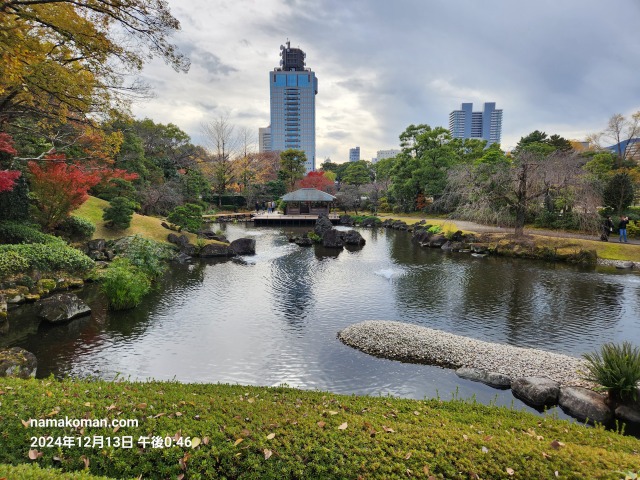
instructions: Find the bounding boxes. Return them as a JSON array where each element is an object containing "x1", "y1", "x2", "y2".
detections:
[{"x1": 338, "y1": 320, "x2": 591, "y2": 387}]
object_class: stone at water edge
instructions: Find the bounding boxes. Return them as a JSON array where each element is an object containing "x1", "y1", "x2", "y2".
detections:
[
  {"x1": 230, "y1": 238, "x2": 256, "y2": 255},
  {"x1": 35, "y1": 293, "x2": 91, "y2": 323},
  {"x1": 341, "y1": 230, "x2": 365, "y2": 246},
  {"x1": 0, "y1": 347, "x2": 37, "y2": 378},
  {"x1": 455, "y1": 367, "x2": 511, "y2": 389},
  {"x1": 558, "y1": 386, "x2": 612, "y2": 424},
  {"x1": 321, "y1": 229, "x2": 344, "y2": 248},
  {"x1": 511, "y1": 377, "x2": 560, "y2": 407}
]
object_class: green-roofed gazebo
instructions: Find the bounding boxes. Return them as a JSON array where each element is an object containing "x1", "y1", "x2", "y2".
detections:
[{"x1": 281, "y1": 188, "x2": 336, "y2": 215}]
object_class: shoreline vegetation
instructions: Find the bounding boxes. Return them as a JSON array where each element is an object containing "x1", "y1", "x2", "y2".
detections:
[{"x1": 1, "y1": 377, "x2": 640, "y2": 479}]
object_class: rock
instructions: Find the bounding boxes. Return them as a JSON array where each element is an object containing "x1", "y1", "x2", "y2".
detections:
[
  {"x1": 615, "y1": 405, "x2": 640, "y2": 424},
  {"x1": 470, "y1": 243, "x2": 490, "y2": 254},
  {"x1": 413, "y1": 229, "x2": 431, "y2": 244},
  {"x1": 198, "y1": 243, "x2": 232, "y2": 257},
  {"x1": 167, "y1": 233, "x2": 180, "y2": 245},
  {"x1": 35, "y1": 293, "x2": 91, "y2": 323},
  {"x1": 87, "y1": 239, "x2": 106, "y2": 251},
  {"x1": 428, "y1": 234, "x2": 448, "y2": 248},
  {"x1": 616, "y1": 261, "x2": 634, "y2": 270},
  {"x1": 361, "y1": 217, "x2": 378, "y2": 228},
  {"x1": 230, "y1": 238, "x2": 256, "y2": 255},
  {"x1": 180, "y1": 244, "x2": 196, "y2": 256},
  {"x1": 197, "y1": 230, "x2": 217, "y2": 239},
  {"x1": 339, "y1": 215, "x2": 355, "y2": 226},
  {"x1": 456, "y1": 367, "x2": 511, "y2": 389},
  {"x1": 0, "y1": 295, "x2": 7, "y2": 334},
  {"x1": 88, "y1": 250, "x2": 106, "y2": 261},
  {"x1": 558, "y1": 386, "x2": 612, "y2": 424},
  {"x1": 511, "y1": 377, "x2": 560, "y2": 407},
  {"x1": 290, "y1": 235, "x2": 314, "y2": 247},
  {"x1": 105, "y1": 250, "x2": 116, "y2": 261},
  {"x1": 174, "y1": 252, "x2": 192, "y2": 263},
  {"x1": 321, "y1": 229, "x2": 345, "y2": 248},
  {"x1": 392, "y1": 220, "x2": 408, "y2": 230},
  {"x1": 341, "y1": 230, "x2": 365, "y2": 246},
  {"x1": 450, "y1": 230, "x2": 464, "y2": 242},
  {"x1": 3, "y1": 287, "x2": 28, "y2": 304},
  {"x1": 37, "y1": 279, "x2": 57, "y2": 294},
  {"x1": 24, "y1": 294, "x2": 40, "y2": 302},
  {"x1": 314, "y1": 214, "x2": 335, "y2": 237},
  {"x1": 0, "y1": 347, "x2": 37, "y2": 378},
  {"x1": 441, "y1": 240, "x2": 453, "y2": 251}
]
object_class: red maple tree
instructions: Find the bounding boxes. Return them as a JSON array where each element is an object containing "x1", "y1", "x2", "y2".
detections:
[
  {"x1": 28, "y1": 155, "x2": 101, "y2": 230},
  {"x1": 0, "y1": 133, "x2": 21, "y2": 192},
  {"x1": 296, "y1": 171, "x2": 335, "y2": 193}
]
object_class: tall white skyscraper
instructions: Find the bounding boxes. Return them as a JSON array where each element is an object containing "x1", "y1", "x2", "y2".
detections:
[
  {"x1": 268, "y1": 41, "x2": 318, "y2": 172},
  {"x1": 449, "y1": 102, "x2": 503, "y2": 146}
]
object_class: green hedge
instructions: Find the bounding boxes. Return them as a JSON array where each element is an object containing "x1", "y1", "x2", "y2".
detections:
[
  {"x1": 0, "y1": 378, "x2": 639, "y2": 479},
  {"x1": 0, "y1": 221, "x2": 65, "y2": 246},
  {"x1": 0, "y1": 244, "x2": 94, "y2": 275}
]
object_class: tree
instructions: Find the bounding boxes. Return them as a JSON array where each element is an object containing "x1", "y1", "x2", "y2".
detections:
[
  {"x1": 167, "y1": 203, "x2": 203, "y2": 232},
  {"x1": 603, "y1": 172, "x2": 635, "y2": 215},
  {"x1": 297, "y1": 171, "x2": 335, "y2": 193},
  {"x1": 0, "y1": 0, "x2": 189, "y2": 127},
  {"x1": 447, "y1": 150, "x2": 597, "y2": 236},
  {"x1": 103, "y1": 196, "x2": 135, "y2": 230},
  {"x1": 278, "y1": 149, "x2": 307, "y2": 191},
  {"x1": 589, "y1": 112, "x2": 640, "y2": 166},
  {"x1": 202, "y1": 117, "x2": 238, "y2": 205},
  {"x1": 335, "y1": 185, "x2": 361, "y2": 215},
  {"x1": 0, "y1": 133, "x2": 21, "y2": 192},
  {"x1": 341, "y1": 162, "x2": 372, "y2": 186},
  {"x1": 28, "y1": 157, "x2": 100, "y2": 230},
  {"x1": 513, "y1": 130, "x2": 573, "y2": 156}
]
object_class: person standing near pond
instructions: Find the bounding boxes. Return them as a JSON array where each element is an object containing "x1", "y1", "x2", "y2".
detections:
[
  {"x1": 602, "y1": 216, "x2": 614, "y2": 241},
  {"x1": 618, "y1": 216, "x2": 629, "y2": 243}
]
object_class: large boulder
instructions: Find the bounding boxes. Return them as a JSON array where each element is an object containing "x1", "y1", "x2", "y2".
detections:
[
  {"x1": 87, "y1": 239, "x2": 106, "y2": 251},
  {"x1": 314, "y1": 214, "x2": 335, "y2": 237},
  {"x1": 558, "y1": 386, "x2": 612, "y2": 424},
  {"x1": 511, "y1": 377, "x2": 560, "y2": 407},
  {"x1": 456, "y1": 367, "x2": 511, "y2": 389},
  {"x1": 36, "y1": 293, "x2": 91, "y2": 323},
  {"x1": 428, "y1": 234, "x2": 448, "y2": 248},
  {"x1": 341, "y1": 230, "x2": 366, "y2": 246},
  {"x1": 230, "y1": 238, "x2": 256, "y2": 255},
  {"x1": 615, "y1": 405, "x2": 640, "y2": 424},
  {"x1": 198, "y1": 243, "x2": 232, "y2": 258},
  {"x1": 322, "y1": 229, "x2": 344, "y2": 248},
  {"x1": 0, "y1": 347, "x2": 37, "y2": 378}
]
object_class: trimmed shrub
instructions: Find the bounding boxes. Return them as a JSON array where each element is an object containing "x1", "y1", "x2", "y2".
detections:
[
  {"x1": 167, "y1": 203, "x2": 203, "y2": 232},
  {"x1": 118, "y1": 235, "x2": 173, "y2": 278},
  {"x1": 103, "y1": 196, "x2": 135, "y2": 230},
  {"x1": 582, "y1": 341, "x2": 640, "y2": 402},
  {"x1": 0, "y1": 244, "x2": 94, "y2": 275},
  {"x1": 0, "y1": 221, "x2": 65, "y2": 245},
  {"x1": 0, "y1": 250, "x2": 29, "y2": 279},
  {"x1": 56, "y1": 215, "x2": 96, "y2": 241},
  {"x1": 427, "y1": 225, "x2": 442, "y2": 234},
  {"x1": 99, "y1": 258, "x2": 151, "y2": 310}
]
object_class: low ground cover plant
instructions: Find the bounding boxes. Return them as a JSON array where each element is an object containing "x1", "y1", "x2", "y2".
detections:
[
  {"x1": 0, "y1": 243, "x2": 94, "y2": 276},
  {"x1": 0, "y1": 378, "x2": 639, "y2": 479}
]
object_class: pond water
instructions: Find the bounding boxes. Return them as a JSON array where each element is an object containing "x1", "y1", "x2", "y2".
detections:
[{"x1": 4, "y1": 224, "x2": 640, "y2": 422}]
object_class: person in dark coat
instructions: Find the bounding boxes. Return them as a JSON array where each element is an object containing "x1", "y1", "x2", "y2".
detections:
[{"x1": 602, "y1": 216, "x2": 614, "y2": 241}]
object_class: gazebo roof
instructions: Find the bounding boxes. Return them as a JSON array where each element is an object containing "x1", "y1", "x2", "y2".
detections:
[{"x1": 281, "y1": 188, "x2": 336, "y2": 202}]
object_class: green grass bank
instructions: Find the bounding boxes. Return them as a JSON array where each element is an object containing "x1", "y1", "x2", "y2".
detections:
[{"x1": 0, "y1": 378, "x2": 638, "y2": 479}]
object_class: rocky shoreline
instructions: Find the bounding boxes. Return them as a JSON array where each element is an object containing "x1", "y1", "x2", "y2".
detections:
[{"x1": 338, "y1": 320, "x2": 640, "y2": 425}]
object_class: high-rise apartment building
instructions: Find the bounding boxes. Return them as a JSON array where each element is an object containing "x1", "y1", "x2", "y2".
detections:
[
  {"x1": 266, "y1": 41, "x2": 318, "y2": 172},
  {"x1": 349, "y1": 146, "x2": 360, "y2": 162},
  {"x1": 449, "y1": 102, "x2": 502, "y2": 146},
  {"x1": 258, "y1": 126, "x2": 271, "y2": 153}
]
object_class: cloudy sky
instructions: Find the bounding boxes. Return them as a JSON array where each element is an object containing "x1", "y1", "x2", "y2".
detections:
[{"x1": 131, "y1": 0, "x2": 640, "y2": 163}]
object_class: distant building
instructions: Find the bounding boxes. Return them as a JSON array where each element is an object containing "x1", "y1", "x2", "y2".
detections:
[
  {"x1": 349, "y1": 146, "x2": 360, "y2": 162},
  {"x1": 372, "y1": 149, "x2": 401, "y2": 163},
  {"x1": 605, "y1": 138, "x2": 640, "y2": 163},
  {"x1": 449, "y1": 102, "x2": 503, "y2": 146},
  {"x1": 268, "y1": 41, "x2": 318, "y2": 172},
  {"x1": 258, "y1": 126, "x2": 271, "y2": 153}
]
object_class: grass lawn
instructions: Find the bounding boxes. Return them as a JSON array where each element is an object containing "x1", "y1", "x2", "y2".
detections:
[
  {"x1": 73, "y1": 197, "x2": 205, "y2": 244},
  {"x1": 1, "y1": 377, "x2": 639, "y2": 479}
]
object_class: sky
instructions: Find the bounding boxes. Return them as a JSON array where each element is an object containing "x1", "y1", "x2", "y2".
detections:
[{"x1": 131, "y1": 0, "x2": 640, "y2": 164}]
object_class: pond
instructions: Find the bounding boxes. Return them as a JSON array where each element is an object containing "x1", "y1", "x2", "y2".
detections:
[{"x1": 3, "y1": 224, "x2": 640, "y2": 422}]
